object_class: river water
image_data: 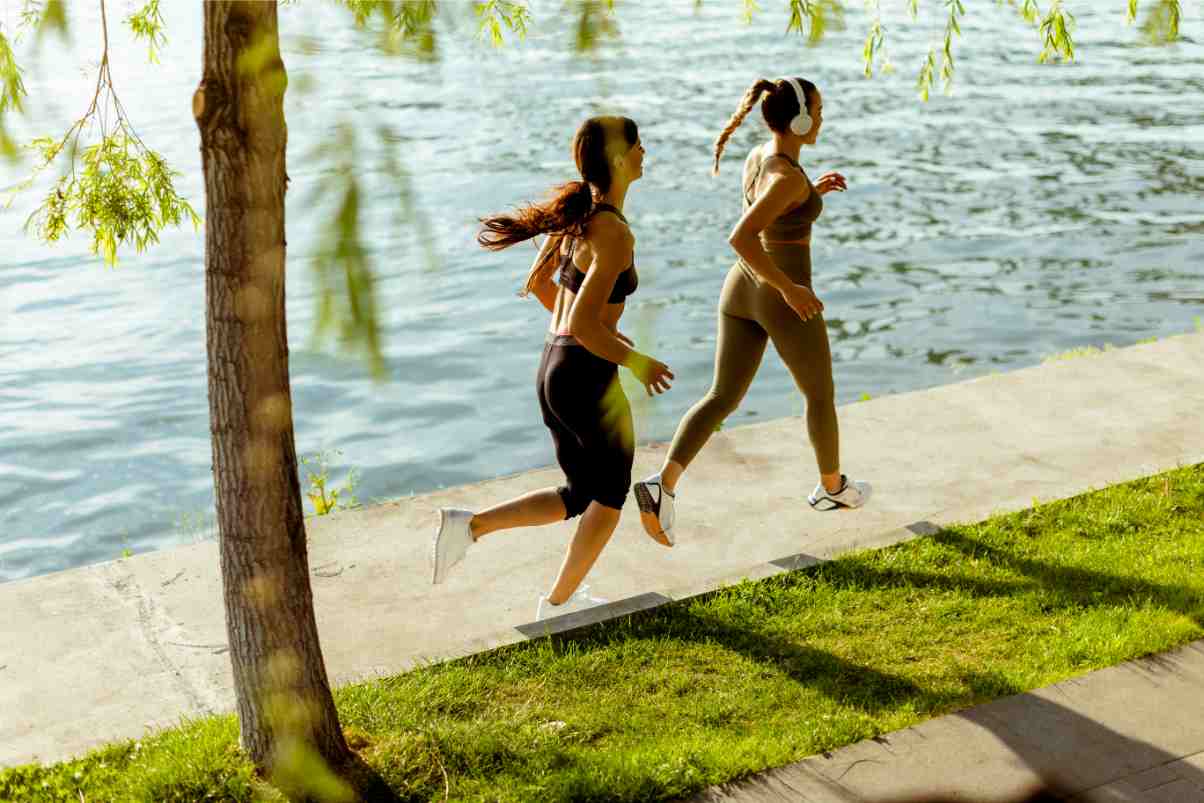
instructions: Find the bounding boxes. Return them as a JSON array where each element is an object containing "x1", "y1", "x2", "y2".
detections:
[{"x1": 1, "y1": 2, "x2": 1201, "y2": 582}]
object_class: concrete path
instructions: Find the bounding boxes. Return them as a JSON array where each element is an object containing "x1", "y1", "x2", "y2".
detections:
[
  {"x1": 2, "y1": 333, "x2": 1202, "y2": 768},
  {"x1": 686, "y1": 640, "x2": 1204, "y2": 803}
]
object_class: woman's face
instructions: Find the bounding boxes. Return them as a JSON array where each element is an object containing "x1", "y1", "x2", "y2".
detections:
[
  {"x1": 628, "y1": 136, "x2": 645, "y2": 181},
  {"x1": 613, "y1": 133, "x2": 645, "y2": 183},
  {"x1": 803, "y1": 90, "x2": 824, "y2": 144}
]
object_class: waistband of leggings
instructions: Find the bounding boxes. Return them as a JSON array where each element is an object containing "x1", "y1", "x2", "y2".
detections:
[{"x1": 545, "y1": 332, "x2": 583, "y2": 347}]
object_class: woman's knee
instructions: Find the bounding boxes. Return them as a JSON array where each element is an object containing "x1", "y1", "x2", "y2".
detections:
[
  {"x1": 805, "y1": 379, "x2": 835, "y2": 410},
  {"x1": 559, "y1": 462, "x2": 631, "y2": 519},
  {"x1": 557, "y1": 485, "x2": 591, "y2": 519},
  {"x1": 699, "y1": 388, "x2": 742, "y2": 421}
]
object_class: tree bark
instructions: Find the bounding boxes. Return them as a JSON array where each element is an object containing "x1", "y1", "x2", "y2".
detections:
[{"x1": 193, "y1": 1, "x2": 348, "y2": 772}]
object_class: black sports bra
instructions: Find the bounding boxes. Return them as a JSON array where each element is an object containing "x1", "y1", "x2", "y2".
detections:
[{"x1": 557, "y1": 203, "x2": 638, "y2": 304}]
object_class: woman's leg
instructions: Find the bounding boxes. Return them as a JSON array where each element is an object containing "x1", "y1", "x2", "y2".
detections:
[
  {"x1": 660, "y1": 311, "x2": 768, "y2": 492},
  {"x1": 464, "y1": 341, "x2": 583, "y2": 540},
  {"x1": 761, "y1": 307, "x2": 841, "y2": 491},
  {"x1": 542, "y1": 363, "x2": 634, "y2": 601},
  {"x1": 545, "y1": 500, "x2": 622, "y2": 603},
  {"x1": 469, "y1": 489, "x2": 567, "y2": 540}
]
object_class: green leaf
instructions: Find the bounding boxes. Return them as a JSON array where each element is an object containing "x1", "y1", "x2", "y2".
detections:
[
  {"x1": 571, "y1": 0, "x2": 619, "y2": 54},
  {"x1": 785, "y1": 0, "x2": 815, "y2": 36},
  {"x1": 126, "y1": 0, "x2": 167, "y2": 64},
  {"x1": 1038, "y1": 0, "x2": 1076, "y2": 63},
  {"x1": 337, "y1": 0, "x2": 441, "y2": 60},
  {"x1": 23, "y1": 132, "x2": 199, "y2": 266},
  {"x1": 862, "y1": 1, "x2": 885, "y2": 78},
  {"x1": 18, "y1": 0, "x2": 69, "y2": 44},
  {"x1": 781, "y1": 0, "x2": 840, "y2": 45},
  {"x1": 917, "y1": 46, "x2": 936, "y2": 102},
  {"x1": 805, "y1": 0, "x2": 845, "y2": 47},
  {"x1": 0, "y1": 32, "x2": 27, "y2": 115},
  {"x1": 1139, "y1": 0, "x2": 1181, "y2": 43},
  {"x1": 474, "y1": 1, "x2": 531, "y2": 46},
  {"x1": 741, "y1": 0, "x2": 761, "y2": 25}
]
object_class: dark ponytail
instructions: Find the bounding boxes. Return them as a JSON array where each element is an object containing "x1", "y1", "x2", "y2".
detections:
[
  {"x1": 478, "y1": 115, "x2": 639, "y2": 295},
  {"x1": 477, "y1": 179, "x2": 593, "y2": 252}
]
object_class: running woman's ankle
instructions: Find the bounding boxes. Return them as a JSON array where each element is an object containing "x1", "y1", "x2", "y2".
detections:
[
  {"x1": 821, "y1": 473, "x2": 844, "y2": 494},
  {"x1": 660, "y1": 462, "x2": 684, "y2": 495},
  {"x1": 468, "y1": 516, "x2": 482, "y2": 541}
]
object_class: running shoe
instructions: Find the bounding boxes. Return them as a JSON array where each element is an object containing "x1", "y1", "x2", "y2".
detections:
[
  {"x1": 633, "y1": 473, "x2": 675, "y2": 547},
  {"x1": 807, "y1": 475, "x2": 872, "y2": 511},
  {"x1": 431, "y1": 508, "x2": 474, "y2": 584},
  {"x1": 536, "y1": 585, "x2": 609, "y2": 621}
]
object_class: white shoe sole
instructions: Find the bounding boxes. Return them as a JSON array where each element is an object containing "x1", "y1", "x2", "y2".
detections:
[
  {"x1": 432, "y1": 508, "x2": 470, "y2": 584},
  {"x1": 809, "y1": 481, "x2": 872, "y2": 511}
]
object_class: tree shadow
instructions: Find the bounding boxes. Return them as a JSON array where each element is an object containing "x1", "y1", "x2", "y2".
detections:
[
  {"x1": 542, "y1": 522, "x2": 1203, "y2": 720},
  {"x1": 908, "y1": 659, "x2": 1204, "y2": 801},
  {"x1": 933, "y1": 528, "x2": 1204, "y2": 627},
  {"x1": 501, "y1": 514, "x2": 1204, "y2": 801},
  {"x1": 339, "y1": 752, "x2": 403, "y2": 803}
]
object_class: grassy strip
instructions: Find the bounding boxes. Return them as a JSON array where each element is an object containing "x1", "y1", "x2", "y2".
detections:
[{"x1": 5, "y1": 464, "x2": 1203, "y2": 802}]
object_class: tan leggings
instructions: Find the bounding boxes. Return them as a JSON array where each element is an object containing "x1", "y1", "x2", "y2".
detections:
[{"x1": 666, "y1": 253, "x2": 839, "y2": 475}]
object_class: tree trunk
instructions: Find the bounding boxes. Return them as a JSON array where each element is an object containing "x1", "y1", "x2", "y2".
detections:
[{"x1": 192, "y1": 1, "x2": 348, "y2": 772}]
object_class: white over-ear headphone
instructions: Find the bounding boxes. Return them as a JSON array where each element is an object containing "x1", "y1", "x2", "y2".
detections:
[{"x1": 784, "y1": 77, "x2": 813, "y2": 137}]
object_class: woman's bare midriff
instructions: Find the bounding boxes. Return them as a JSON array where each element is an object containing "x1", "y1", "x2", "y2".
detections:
[
  {"x1": 550, "y1": 239, "x2": 626, "y2": 337},
  {"x1": 551, "y1": 286, "x2": 624, "y2": 337}
]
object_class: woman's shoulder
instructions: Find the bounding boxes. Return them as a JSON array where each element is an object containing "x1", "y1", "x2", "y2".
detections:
[{"x1": 585, "y1": 210, "x2": 634, "y2": 249}]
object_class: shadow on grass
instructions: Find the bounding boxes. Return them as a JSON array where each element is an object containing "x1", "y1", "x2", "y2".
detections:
[
  {"x1": 537, "y1": 520, "x2": 1203, "y2": 721},
  {"x1": 377, "y1": 483, "x2": 1204, "y2": 802},
  {"x1": 934, "y1": 529, "x2": 1204, "y2": 626},
  {"x1": 341, "y1": 752, "x2": 403, "y2": 802}
]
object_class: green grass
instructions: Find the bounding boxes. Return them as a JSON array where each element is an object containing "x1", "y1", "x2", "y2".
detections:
[
  {"x1": 1042, "y1": 343, "x2": 1115, "y2": 363},
  {"x1": 5, "y1": 465, "x2": 1204, "y2": 802}
]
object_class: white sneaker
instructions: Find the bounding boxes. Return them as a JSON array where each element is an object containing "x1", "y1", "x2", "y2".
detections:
[
  {"x1": 535, "y1": 585, "x2": 609, "y2": 621},
  {"x1": 431, "y1": 508, "x2": 474, "y2": 584},
  {"x1": 633, "y1": 474, "x2": 675, "y2": 547},
  {"x1": 808, "y1": 475, "x2": 872, "y2": 511}
]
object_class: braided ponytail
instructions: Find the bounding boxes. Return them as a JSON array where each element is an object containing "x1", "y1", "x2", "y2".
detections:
[{"x1": 712, "y1": 79, "x2": 778, "y2": 175}]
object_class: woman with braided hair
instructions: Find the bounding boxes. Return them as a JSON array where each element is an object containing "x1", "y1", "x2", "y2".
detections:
[
  {"x1": 634, "y1": 78, "x2": 870, "y2": 545},
  {"x1": 431, "y1": 116, "x2": 674, "y2": 621}
]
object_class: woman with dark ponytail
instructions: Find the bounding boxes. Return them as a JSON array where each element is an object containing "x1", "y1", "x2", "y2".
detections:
[
  {"x1": 633, "y1": 78, "x2": 870, "y2": 544},
  {"x1": 431, "y1": 116, "x2": 674, "y2": 620}
]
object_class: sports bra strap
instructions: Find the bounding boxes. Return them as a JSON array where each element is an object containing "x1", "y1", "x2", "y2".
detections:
[
  {"x1": 745, "y1": 152, "x2": 805, "y2": 203},
  {"x1": 590, "y1": 202, "x2": 628, "y2": 224}
]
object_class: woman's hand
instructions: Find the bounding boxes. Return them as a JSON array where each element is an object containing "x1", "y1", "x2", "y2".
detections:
[
  {"x1": 626, "y1": 352, "x2": 674, "y2": 396},
  {"x1": 780, "y1": 283, "x2": 825, "y2": 322},
  {"x1": 815, "y1": 171, "x2": 847, "y2": 195}
]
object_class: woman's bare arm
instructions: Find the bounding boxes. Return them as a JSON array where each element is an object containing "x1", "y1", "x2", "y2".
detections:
[
  {"x1": 727, "y1": 169, "x2": 809, "y2": 291},
  {"x1": 527, "y1": 235, "x2": 562, "y2": 313}
]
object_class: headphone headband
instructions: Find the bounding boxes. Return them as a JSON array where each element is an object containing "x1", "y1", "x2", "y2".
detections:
[{"x1": 783, "y1": 77, "x2": 813, "y2": 137}]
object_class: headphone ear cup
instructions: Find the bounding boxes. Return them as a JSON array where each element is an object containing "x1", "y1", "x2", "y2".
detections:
[{"x1": 792, "y1": 112, "x2": 813, "y2": 136}]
